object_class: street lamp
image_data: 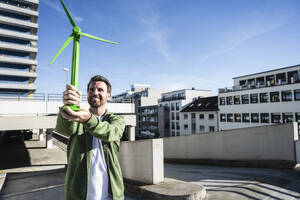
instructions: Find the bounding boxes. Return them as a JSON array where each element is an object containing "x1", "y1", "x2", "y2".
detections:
[{"x1": 63, "y1": 67, "x2": 69, "y2": 85}]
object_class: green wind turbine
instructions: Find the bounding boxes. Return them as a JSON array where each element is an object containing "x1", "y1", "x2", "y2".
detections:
[{"x1": 49, "y1": 0, "x2": 117, "y2": 111}]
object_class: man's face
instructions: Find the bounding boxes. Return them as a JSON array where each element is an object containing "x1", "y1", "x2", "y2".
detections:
[{"x1": 87, "y1": 81, "x2": 111, "y2": 108}]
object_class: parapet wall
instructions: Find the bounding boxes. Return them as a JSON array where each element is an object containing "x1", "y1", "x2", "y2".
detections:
[{"x1": 164, "y1": 123, "x2": 299, "y2": 168}]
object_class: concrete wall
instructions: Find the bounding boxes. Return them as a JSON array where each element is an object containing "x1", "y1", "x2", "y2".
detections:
[
  {"x1": 296, "y1": 140, "x2": 300, "y2": 164},
  {"x1": 0, "y1": 100, "x2": 135, "y2": 116},
  {"x1": 119, "y1": 139, "x2": 164, "y2": 184},
  {"x1": 164, "y1": 123, "x2": 298, "y2": 164}
]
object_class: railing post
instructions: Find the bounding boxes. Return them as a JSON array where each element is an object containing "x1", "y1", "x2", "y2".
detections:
[
  {"x1": 46, "y1": 129, "x2": 53, "y2": 148},
  {"x1": 128, "y1": 125, "x2": 135, "y2": 141},
  {"x1": 38, "y1": 129, "x2": 45, "y2": 141}
]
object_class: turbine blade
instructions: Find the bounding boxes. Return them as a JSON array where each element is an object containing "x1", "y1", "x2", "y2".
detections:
[
  {"x1": 49, "y1": 35, "x2": 74, "y2": 65},
  {"x1": 80, "y1": 32, "x2": 118, "y2": 44},
  {"x1": 60, "y1": 0, "x2": 76, "y2": 27}
]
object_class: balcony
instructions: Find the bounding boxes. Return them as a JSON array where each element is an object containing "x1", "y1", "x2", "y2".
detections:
[
  {"x1": 0, "y1": 2, "x2": 39, "y2": 17},
  {"x1": 0, "y1": 16, "x2": 38, "y2": 30},
  {"x1": 158, "y1": 96, "x2": 185, "y2": 103},
  {"x1": 0, "y1": 28, "x2": 38, "y2": 41}
]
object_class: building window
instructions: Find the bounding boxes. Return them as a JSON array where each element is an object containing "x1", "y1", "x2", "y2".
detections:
[
  {"x1": 260, "y1": 113, "x2": 270, "y2": 123},
  {"x1": 241, "y1": 95, "x2": 249, "y2": 104},
  {"x1": 184, "y1": 124, "x2": 188, "y2": 130},
  {"x1": 220, "y1": 114, "x2": 226, "y2": 122},
  {"x1": 171, "y1": 112, "x2": 175, "y2": 120},
  {"x1": 295, "y1": 113, "x2": 300, "y2": 122},
  {"x1": 209, "y1": 114, "x2": 214, "y2": 120},
  {"x1": 227, "y1": 114, "x2": 233, "y2": 122},
  {"x1": 283, "y1": 113, "x2": 293, "y2": 123},
  {"x1": 234, "y1": 113, "x2": 241, "y2": 122},
  {"x1": 220, "y1": 97, "x2": 225, "y2": 105},
  {"x1": 226, "y1": 96, "x2": 233, "y2": 105},
  {"x1": 184, "y1": 114, "x2": 188, "y2": 120},
  {"x1": 172, "y1": 122, "x2": 175, "y2": 129},
  {"x1": 242, "y1": 113, "x2": 250, "y2": 123},
  {"x1": 165, "y1": 122, "x2": 169, "y2": 129},
  {"x1": 234, "y1": 95, "x2": 240, "y2": 104},
  {"x1": 250, "y1": 94, "x2": 258, "y2": 104},
  {"x1": 176, "y1": 122, "x2": 180, "y2": 130},
  {"x1": 172, "y1": 131, "x2": 175, "y2": 136},
  {"x1": 294, "y1": 90, "x2": 300, "y2": 101},
  {"x1": 191, "y1": 113, "x2": 196, "y2": 119},
  {"x1": 176, "y1": 112, "x2": 180, "y2": 120},
  {"x1": 276, "y1": 73, "x2": 286, "y2": 83},
  {"x1": 251, "y1": 113, "x2": 259, "y2": 123},
  {"x1": 270, "y1": 92, "x2": 280, "y2": 102},
  {"x1": 192, "y1": 124, "x2": 196, "y2": 134},
  {"x1": 171, "y1": 103, "x2": 175, "y2": 111},
  {"x1": 200, "y1": 125, "x2": 205, "y2": 132},
  {"x1": 176, "y1": 132, "x2": 180, "y2": 136},
  {"x1": 209, "y1": 126, "x2": 215, "y2": 132},
  {"x1": 199, "y1": 114, "x2": 204, "y2": 119},
  {"x1": 282, "y1": 90, "x2": 292, "y2": 102},
  {"x1": 260, "y1": 93, "x2": 269, "y2": 103},
  {"x1": 176, "y1": 102, "x2": 180, "y2": 111},
  {"x1": 271, "y1": 113, "x2": 281, "y2": 123}
]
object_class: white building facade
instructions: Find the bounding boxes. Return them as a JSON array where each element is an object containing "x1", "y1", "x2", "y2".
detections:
[
  {"x1": 219, "y1": 65, "x2": 300, "y2": 130},
  {"x1": 180, "y1": 96, "x2": 218, "y2": 135},
  {"x1": 158, "y1": 89, "x2": 211, "y2": 137}
]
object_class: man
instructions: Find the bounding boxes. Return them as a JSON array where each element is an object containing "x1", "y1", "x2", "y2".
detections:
[{"x1": 55, "y1": 75, "x2": 125, "y2": 200}]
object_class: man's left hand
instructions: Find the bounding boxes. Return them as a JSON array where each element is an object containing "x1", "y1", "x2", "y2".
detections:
[{"x1": 60, "y1": 105, "x2": 91, "y2": 123}]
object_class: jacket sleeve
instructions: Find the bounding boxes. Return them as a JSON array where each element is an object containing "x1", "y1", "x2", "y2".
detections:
[
  {"x1": 83, "y1": 113, "x2": 125, "y2": 142},
  {"x1": 55, "y1": 113, "x2": 79, "y2": 137}
]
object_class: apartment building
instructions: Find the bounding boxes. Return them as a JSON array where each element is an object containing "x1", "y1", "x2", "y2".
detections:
[
  {"x1": 0, "y1": 0, "x2": 39, "y2": 96},
  {"x1": 180, "y1": 96, "x2": 218, "y2": 135},
  {"x1": 219, "y1": 64, "x2": 300, "y2": 130},
  {"x1": 158, "y1": 88, "x2": 211, "y2": 137}
]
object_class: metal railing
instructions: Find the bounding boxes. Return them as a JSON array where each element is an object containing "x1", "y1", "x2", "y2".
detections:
[{"x1": 0, "y1": 93, "x2": 88, "y2": 101}]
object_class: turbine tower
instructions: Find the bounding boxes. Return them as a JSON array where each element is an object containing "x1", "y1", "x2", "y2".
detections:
[{"x1": 49, "y1": 0, "x2": 117, "y2": 111}]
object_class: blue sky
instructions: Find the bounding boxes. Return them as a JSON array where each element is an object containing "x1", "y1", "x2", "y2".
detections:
[{"x1": 37, "y1": 0, "x2": 300, "y2": 96}]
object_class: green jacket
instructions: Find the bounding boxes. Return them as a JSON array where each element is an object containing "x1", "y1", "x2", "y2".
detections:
[{"x1": 55, "y1": 110, "x2": 125, "y2": 200}]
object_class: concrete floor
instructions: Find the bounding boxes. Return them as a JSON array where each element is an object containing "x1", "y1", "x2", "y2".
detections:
[{"x1": 165, "y1": 163, "x2": 300, "y2": 200}]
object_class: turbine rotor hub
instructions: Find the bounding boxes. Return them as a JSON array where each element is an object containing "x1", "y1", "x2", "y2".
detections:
[{"x1": 73, "y1": 26, "x2": 81, "y2": 39}]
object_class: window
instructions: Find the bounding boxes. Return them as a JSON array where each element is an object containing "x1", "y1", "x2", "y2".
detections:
[
  {"x1": 294, "y1": 90, "x2": 300, "y2": 101},
  {"x1": 184, "y1": 124, "x2": 188, "y2": 130},
  {"x1": 260, "y1": 113, "x2": 270, "y2": 123},
  {"x1": 171, "y1": 122, "x2": 175, "y2": 129},
  {"x1": 250, "y1": 94, "x2": 258, "y2": 104},
  {"x1": 283, "y1": 113, "x2": 293, "y2": 123},
  {"x1": 200, "y1": 125, "x2": 205, "y2": 132},
  {"x1": 226, "y1": 96, "x2": 233, "y2": 105},
  {"x1": 282, "y1": 90, "x2": 292, "y2": 101},
  {"x1": 172, "y1": 131, "x2": 175, "y2": 136},
  {"x1": 227, "y1": 114, "x2": 233, "y2": 122},
  {"x1": 176, "y1": 122, "x2": 180, "y2": 130},
  {"x1": 270, "y1": 92, "x2": 280, "y2": 102},
  {"x1": 171, "y1": 103, "x2": 174, "y2": 111},
  {"x1": 242, "y1": 95, "x2": 249, "y2": 104},
  {"x1": 176, "y1": 102, "x2": 180, "y2": 111},
  {"x1": 192, "y1": 124, "x2": 196, "y2": 134},
  {"x1": 276, "y1": 73, "x2": 286, "y2": 83},
  {"x1": 176, "y1": 112, "x2": 180, "y2": 120},
  {"x1": 184, "y1": 114, "x2": 188, "y2": 120},
  {"x1": 234, "y1": 95, "x2": 240, "y2": 104},
  {"x1": 176, "y1": 132, "x2": 180, "y2": 136},
  {"x1": 165, "y1": 122, "x2": 169, "y2": 129},
  {"x1": 234, "y1": 113, "x2": 241, "y2": 122},
  {"x1": 209, "y1": 114, "x2": 214, "y2": 120},
  {"x1": 191, "y1": 113, "x2": 196, "y2": 119},
  {"x1": 260, "y1": 93, "x2": 269, "y2": 103},
  {"x1": 251, "y1": 113, "x2": 259, "y2": 123},
  {"x1": 242, "y1": 113, "x2": 250, "y2": 123},
  {"x1": 256, "y1": 76, "x2": 265, "y2": 86},
  {"x1": 287, "y1": 71, "x2": 299, "y2": 83},
  {"x1": 199, "y1": 114, "x2": 204, "y2": 119},
  {"x1": 271, "y1": 113, "x2": 281, "y2": 123},
  {"x1": 171, "y1": 112, "x2": 175, "y2": 120},
  {"x1": 220, "y1": 114, "x2": 226, "y2": 122},
  {"x1": 209, "y1": 126, "x2": 215, "y2": 132},
  {"x1": 266, "y1": 75, "x2": 275, "y2": 86},
  {"x1": 220, "y1": 97, "x2": 225, "y2": 105},
  {"x1": 295, "y1": 113, "x2": 300, "y2": 122}
]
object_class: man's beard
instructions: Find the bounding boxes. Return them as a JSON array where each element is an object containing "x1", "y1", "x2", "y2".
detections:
[{"x1": 88, "y1": 96, "x2": 105, "y2": 108}]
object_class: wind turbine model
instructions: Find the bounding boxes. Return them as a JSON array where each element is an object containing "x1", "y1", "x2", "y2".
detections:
[{"x1": 49, "y1": 0, "x2": 117, "y2": 111}]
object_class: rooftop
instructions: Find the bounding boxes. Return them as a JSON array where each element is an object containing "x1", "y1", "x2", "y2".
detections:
[{"x1": 181, "y1": 96, "x2": 218, "y2": 112}]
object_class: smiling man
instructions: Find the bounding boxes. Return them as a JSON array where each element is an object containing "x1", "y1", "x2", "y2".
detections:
[{"x1": 55, "y1": 75, "x2": 125, "y2": 200}]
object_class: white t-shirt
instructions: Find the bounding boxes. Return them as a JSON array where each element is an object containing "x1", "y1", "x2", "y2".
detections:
[{"x1": 87, "y1": 117, "x2": 111, "y2": 200}]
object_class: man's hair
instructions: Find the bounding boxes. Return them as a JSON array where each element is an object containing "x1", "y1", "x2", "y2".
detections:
[{"x1": 87, "y1": 75, "x2": 111, "y2": 93}]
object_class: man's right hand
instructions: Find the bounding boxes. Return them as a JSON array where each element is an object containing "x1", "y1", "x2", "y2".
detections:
[{"x1": 62, "y1": 84, "x2": 82, "y2": 106}]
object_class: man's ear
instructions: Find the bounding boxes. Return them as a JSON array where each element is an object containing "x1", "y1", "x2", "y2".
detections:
[{"x1": 108, "y1": 93, "x2": 111, "y2": 99}]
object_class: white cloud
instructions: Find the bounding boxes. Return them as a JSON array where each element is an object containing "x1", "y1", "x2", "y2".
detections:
[
  {"x1": 41, "y1": 0, "x2": 84, "y2": 23},
  {"x1": 140, "y1": 14, "x2": 173, "y2": 62}
]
